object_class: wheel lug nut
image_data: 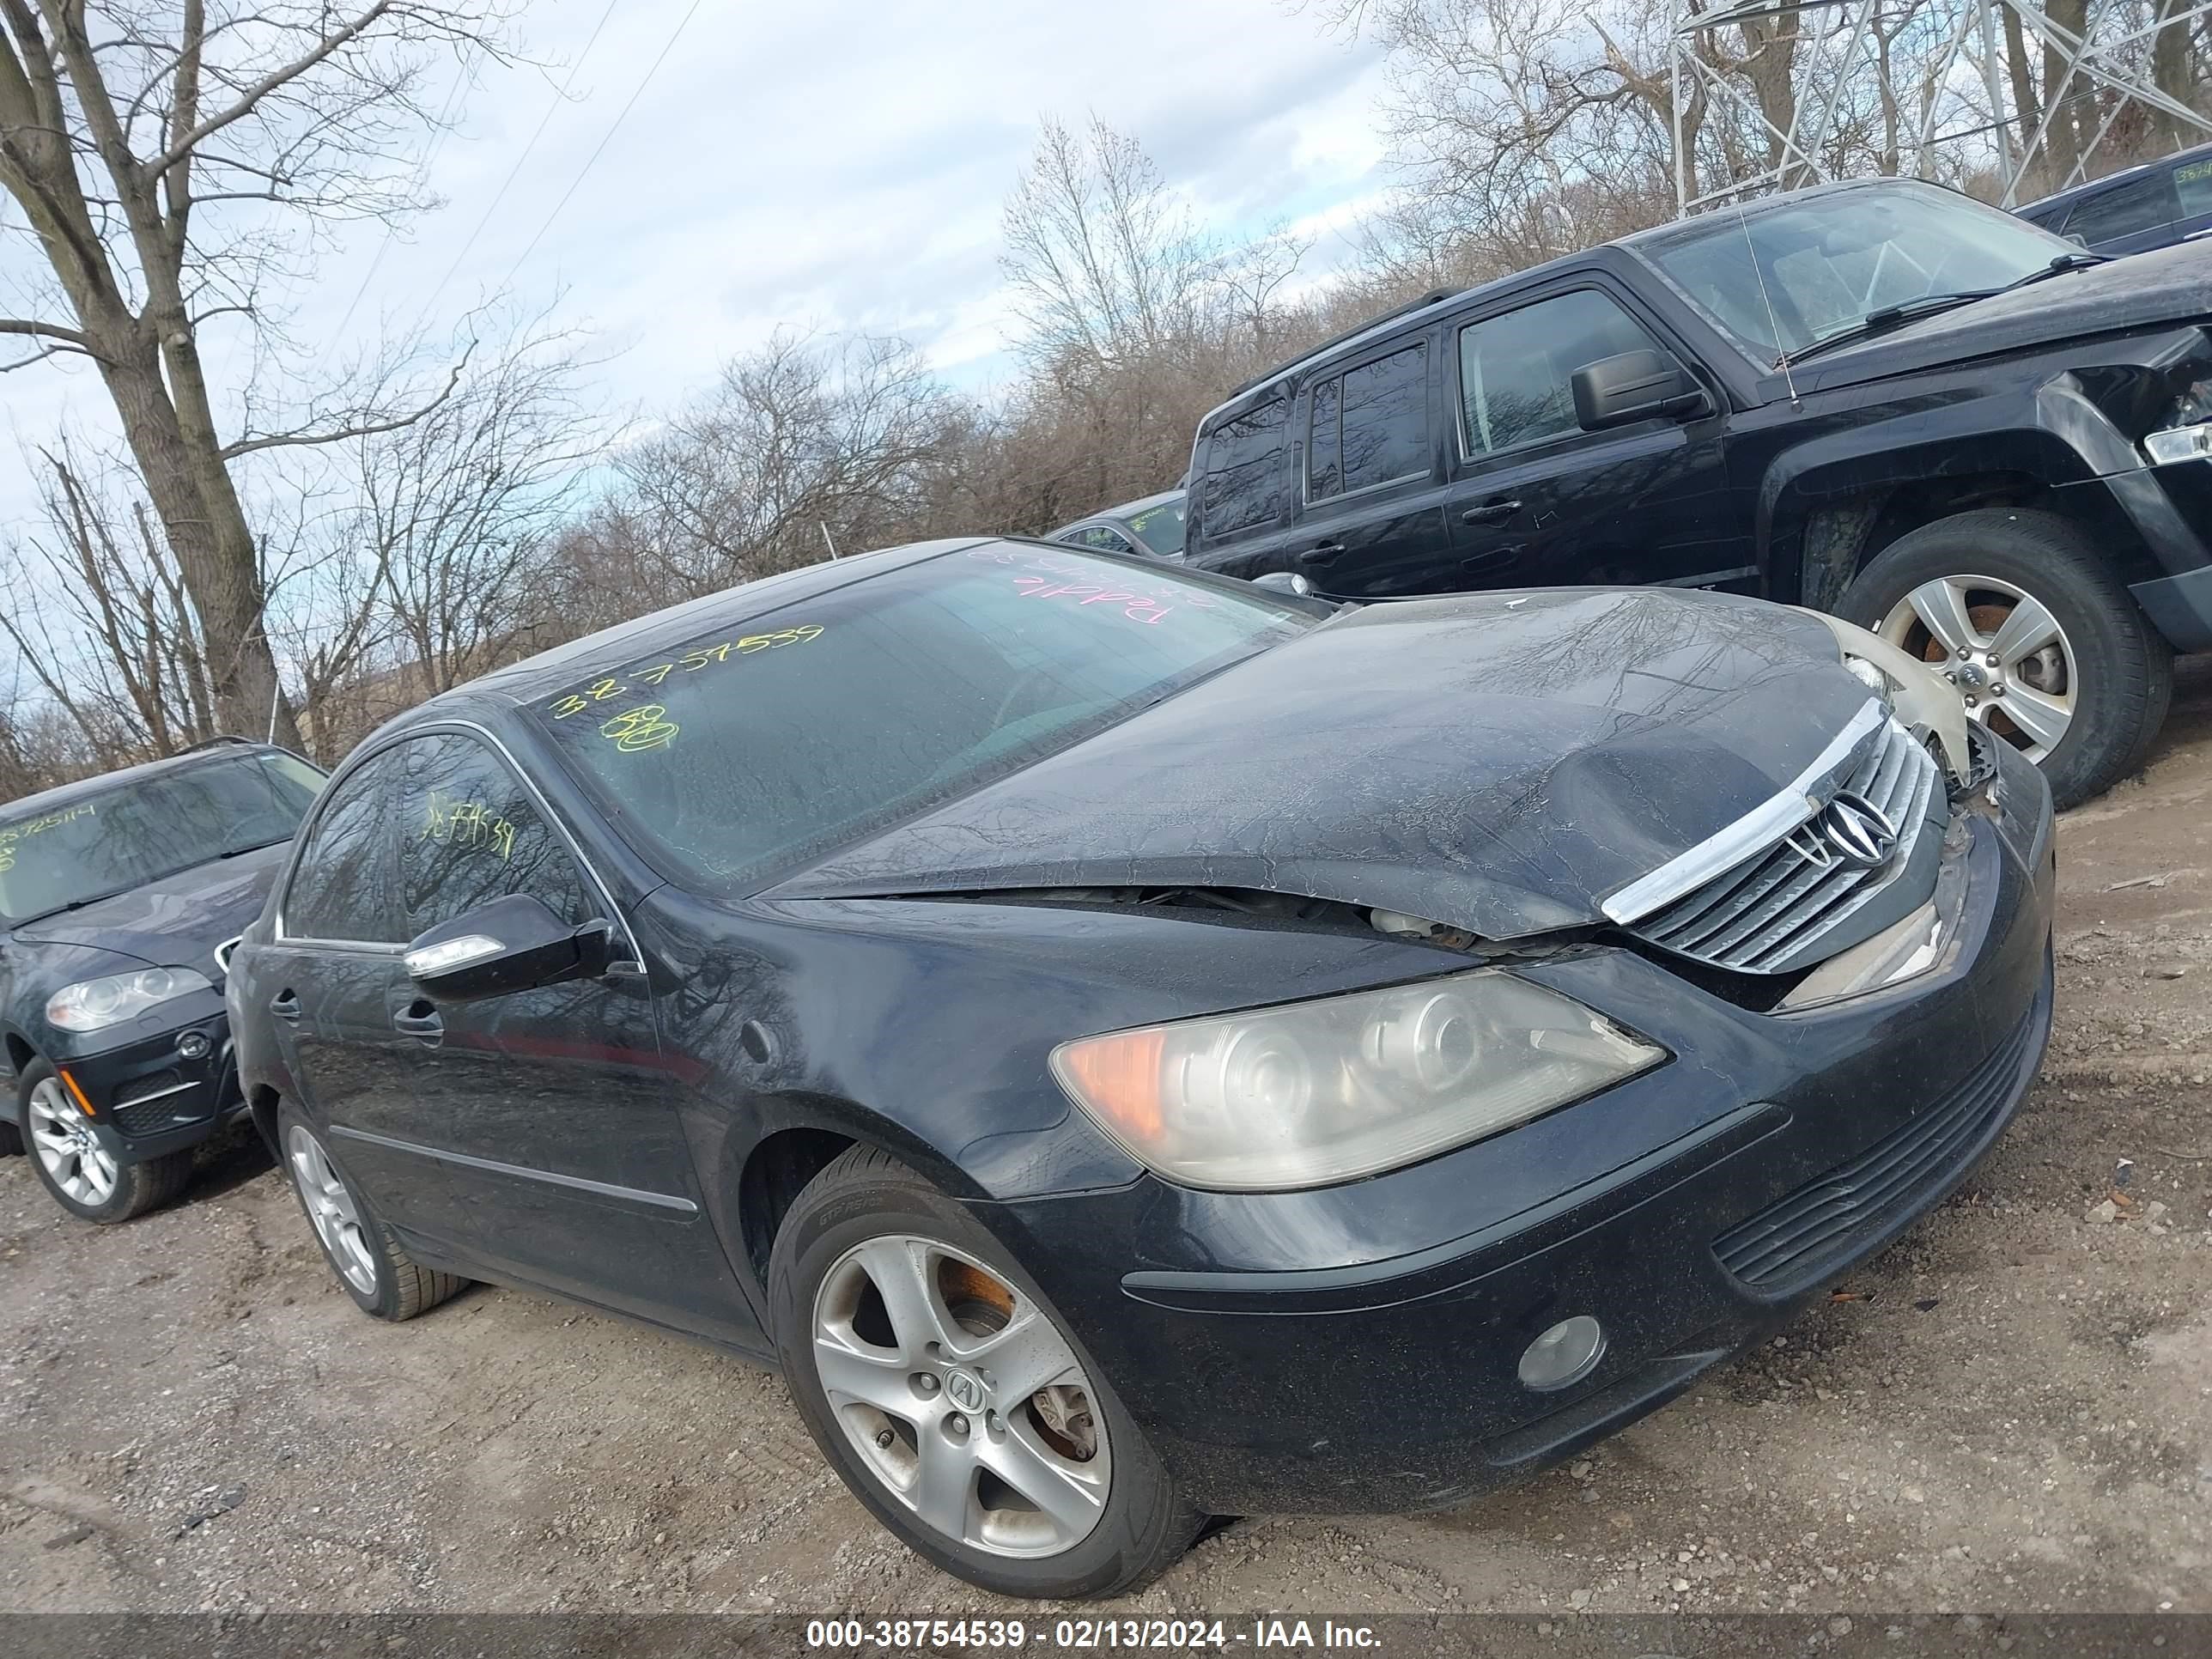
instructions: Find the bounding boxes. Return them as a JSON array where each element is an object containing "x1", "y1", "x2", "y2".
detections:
[
  {"x1": 947, "y1": 1413, "x2": 969, "y2": 1436},
  {"x1": 1955, "y1": 646, "x2": 1971, "y2": 659},
  {"x1": 1989, "y1": 684, "x2": 2006, "y2": 696},
  {"x1": 915, "y1": 1374, "x2": 939, "y2": 1395},
  {"x1": 1964, "y1": 695, "x2": 1978, "y2": 707}
]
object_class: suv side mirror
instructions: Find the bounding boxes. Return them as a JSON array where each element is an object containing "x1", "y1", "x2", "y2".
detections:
[
  {"x1": 403, "y1": 891, "x2": 613, "y2": 1004},
  {"x1": 1571, "y1": 349, "x2": 1709, "y2": 432},
  {"x1": 1249, "y1": 570, "x2": 1315, "y2": 597}
]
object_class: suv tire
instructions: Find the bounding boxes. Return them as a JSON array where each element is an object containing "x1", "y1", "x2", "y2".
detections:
[
  {"x1": 768, "y1": 1145, "x2": 1206, "y2": 1598},
  {"x1": 1839, "y1": 507, "x2": 2172, "y2": 808},
  {"x1": 18, "y1": 1059, "x2": 195, "y2": 1223}
]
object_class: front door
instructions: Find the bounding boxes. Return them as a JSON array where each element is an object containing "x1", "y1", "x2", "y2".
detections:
[
  {"x1": 1443, "y1": 284, "x2": 1748, "y2": 594},
  {"x1": 384, "y1": 728, "x2": 748, "y2": 1334}
]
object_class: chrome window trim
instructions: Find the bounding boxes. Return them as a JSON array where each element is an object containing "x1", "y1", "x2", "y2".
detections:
[{"x1": 1601, "y1": 698, "x2": 1888, "y2": 926}]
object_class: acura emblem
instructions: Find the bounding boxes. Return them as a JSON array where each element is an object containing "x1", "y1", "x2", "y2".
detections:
[
  {"x1": 943, "y1": 1368, "x2": 988, "y2": 1413},
  {"x1": 1792, "y1": 791, "x2": 1899, "y2": 871}
]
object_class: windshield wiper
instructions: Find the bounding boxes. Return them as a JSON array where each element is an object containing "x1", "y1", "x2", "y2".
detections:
[{"x1": 1779, "y1": 253, "x2": 2106, "y2": 368}]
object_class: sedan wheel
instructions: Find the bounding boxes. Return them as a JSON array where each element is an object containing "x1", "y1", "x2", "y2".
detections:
[
  {"x1": 812, "y1": 1234, "x2": 1112, "y2": 1559},
  {"x1": 1875, "y1": 573, "x2": 2076, "y2": 762},
  {"x1": 27, "y1": 1078, "x2": 117, "y2": 1207},
  {"x1": 286, "y1": 1123, "x2": 379, "y2": 1296}
]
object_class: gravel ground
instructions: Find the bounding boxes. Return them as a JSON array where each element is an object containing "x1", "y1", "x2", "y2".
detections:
[{"x1": 3, "y1": 664, "x2": 2209, "y2": 1622}]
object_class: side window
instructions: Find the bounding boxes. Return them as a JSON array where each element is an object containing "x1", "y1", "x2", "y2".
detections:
[
  {"x1": 1198, "y1": 398, "x2": 1287, "y2": 538},
  {"x1": 1072, "y1": 525, "x2": 1137, "y2": 555},
  {"x1": 1307, "y1": 342, "x2": 1429, "y2": 501},
  {"x1": 2174, "y1": 155, "x2": 2212, "y2": 217},
  {"x1": 394, "y1": 732, "x2": 599, "y2": 939},
  {"x1": 283, "y1": 749, "x2": 404, "y2": 943},
  {"x1": 2064, "y1": 172, "x2": 2178, "y2": 243},
  {"x1": 1458, "y1": 289, "x2": 1661, "y2": 457}
]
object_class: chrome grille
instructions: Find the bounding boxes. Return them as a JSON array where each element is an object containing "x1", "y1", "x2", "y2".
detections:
[{"x1": 1626, "y1": 716, "x2": 1943, "y2": 975}]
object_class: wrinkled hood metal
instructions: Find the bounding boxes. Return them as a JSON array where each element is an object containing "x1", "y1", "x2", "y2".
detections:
[
  {"x1": 770, "y1": 588, "x2": 1872, "y2": 941},
  {"x1": 9, "y1": 840, "x2": 289, "y2": 976},
  {"x1": 1788, "y1": 240, "x2": 2212, "y2": 393}
]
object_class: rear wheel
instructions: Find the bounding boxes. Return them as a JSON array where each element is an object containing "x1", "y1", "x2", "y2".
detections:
[
  {"x1": 20, "y1": 1060, "x2": 194, "y2": 1224},
  {"x1": 279, "y1": 1108, "x2": 465, "y2": 1321},
  {"x1": 1839, "y1": 508, "x2": 2172, "y2": 808},
  {"x1": 769, "y1": 1146, "x2": 1205, "y2": 1598}
]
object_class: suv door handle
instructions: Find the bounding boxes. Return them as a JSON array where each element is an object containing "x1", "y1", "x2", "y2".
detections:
[
  {"x1": 269, "y1": 991, "x2": 301, "y2": 1023},
  {"x1": 1296, "y1": 541, "x2": 1346, "y2": 567},
  {"x1": 1462, "y1": 500, "x2": 1522, "y2": 525},
  {"x1": 392, "y1": 1002, "x2": 444, "y2": 1046}
]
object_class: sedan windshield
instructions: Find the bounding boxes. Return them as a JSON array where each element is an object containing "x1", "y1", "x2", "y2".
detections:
[
  {"x1": 1633, "y1": 182, "x2": 2078, "y2": 360},
  {"x1": 531, "y1": 545, "x2": 1311, "y2": 889},
  {"x1": 0, "y1": 750, "x2": 325, "y2": 925},
  {"x1": 1126, "y1": 497, "x2": 1187, "y2": 556}
]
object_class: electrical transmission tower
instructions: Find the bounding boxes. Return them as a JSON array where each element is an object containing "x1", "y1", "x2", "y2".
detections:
[{"x1": 1672, "y1": 0, "x2": 2212, "y2": 215}]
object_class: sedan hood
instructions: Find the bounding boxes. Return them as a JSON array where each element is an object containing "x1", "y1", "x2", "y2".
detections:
[
  {"x1": 10, "y1": 841, "x2": 289, "y2": 975},
  {"x1": 772, "y1": 589, "x2": 1874, "y2": 940},
  {"x1": 1792, "y1": 240, "x2": 2212, "y2": 392}
]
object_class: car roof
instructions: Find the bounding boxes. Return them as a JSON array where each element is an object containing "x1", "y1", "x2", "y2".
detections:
[
  {"x1": 1047, "y1": 488, "x2": 1183, "y2": 537},
  {"x1": 2015, "y1": 140, "x2": 2212, "y2": 216},
  {"x1": 0, "y1": 739, "x2": 285, "y2": 823}
]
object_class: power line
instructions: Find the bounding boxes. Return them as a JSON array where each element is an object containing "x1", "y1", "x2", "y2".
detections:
[
  {"x1": 328, "y1": 59, "x2": 473, "y2": 345},
  {"x1": 493, "y1": 0, "x2": 708, "y2": 293}
]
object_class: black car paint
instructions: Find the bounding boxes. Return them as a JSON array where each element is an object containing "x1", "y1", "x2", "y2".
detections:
[
  {"x1": 2017, "y1": 143, "x2": 2212, "y2": 258},
  {"x1": 2, "y1": 757, "x2": 303, "y2": 1162},
  {"x1": 228, "y1": 538, "x2": 2057, "y2": 1513},
  {"x1": 1179, "y1": 182, "x2": 2212, "y2": 653}
]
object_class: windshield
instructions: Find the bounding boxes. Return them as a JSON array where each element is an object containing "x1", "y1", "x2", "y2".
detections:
[
  {"x1": 1125, "y1": 496, "x2": 1187, "y2": 556},
  {"x1": 532, "y1": 545, "x2": 1310, "y2": 889},
  {"x1": 1633, "y1": 182, "x2": 2078, "y2": 360},
  {"x1": 0, "y1": 750, "x2": 325, "y2": 925}
]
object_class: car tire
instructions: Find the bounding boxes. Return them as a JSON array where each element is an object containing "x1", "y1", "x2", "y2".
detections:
[
  {"x1": 277, "y1": 1106, "x2": 465, "y2": 1322},
  {"x1": 18, "y1": 1059, "x2": 195, "y2": 1224},
  {"x1": 768, "y1": 1144, "x2": 1206, "y2": 1598},
  {"x1": 1839, "y1": 508, "x2": 2173, "y2": 809}
]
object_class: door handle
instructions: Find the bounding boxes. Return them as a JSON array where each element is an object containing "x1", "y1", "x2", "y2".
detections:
[
  {"x1": 1295, "y1": 541, "x2": 1346, "y2": 567},
  {"x1": 269, "y1": 990, "x2": 301, "y2": 1023},
  {"x1": 392, "y1": 1001, "x2": 445, "y2": 1046},
  {"x1": 1462, "y1": 499, "x2": 1522, "y2": 526}
]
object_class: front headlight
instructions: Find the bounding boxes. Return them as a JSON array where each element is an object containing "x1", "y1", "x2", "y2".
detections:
[
  {"x1": 1049, "y1": 969, "x2": 1663, "y2": 1192},
  {"x1": 1796, "y1": 609, "x2": 1971, "y2": 782},
  {"x1": 2144, "y1": 374, "x2": 2212, "y2": 462},
  {"x1": 46, "y1": 967, "x2": 213, "y2": 1034}
]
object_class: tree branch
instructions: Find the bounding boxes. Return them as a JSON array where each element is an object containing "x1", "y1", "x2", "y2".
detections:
[{"x1": 218, "y1": 354, "x2": 467, "y2": 460}]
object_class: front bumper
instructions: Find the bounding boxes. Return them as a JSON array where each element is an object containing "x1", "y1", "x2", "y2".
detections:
[
  {"x1": 984, "y1": 745, "x2": 2057, "y2": 1515},
  {"x1": 44, "y1": 998, "x2": 246, "y2": 1164}
]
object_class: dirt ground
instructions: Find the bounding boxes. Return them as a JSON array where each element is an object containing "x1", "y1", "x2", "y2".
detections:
[{"x1": 3, "y1": 668, "x2": 2209, "y2": 1624}]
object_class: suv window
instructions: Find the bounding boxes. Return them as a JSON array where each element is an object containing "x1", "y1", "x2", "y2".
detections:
[
  {"x1": 2175, "y1": 155, "x2": 2212, "y2": 217},
  {"x1": 1308, "y1": 342, "x2": 1428, "y2": 500},
  {"x1": 284, "y1": 749, "x2": 404, "y2": 943},
  {"x1": 1458, "y1": 289, "x2": 1658, "y2": 456},
  {"x1": 1198, "y1": 398, "x2": 1287, "y2": 538},
  {"x1": 395, "y1": 731, "x2": 598, "y2": 937},
  {"x1": 2065, "y1": 171, "x2": 2178, "y2": 243}
]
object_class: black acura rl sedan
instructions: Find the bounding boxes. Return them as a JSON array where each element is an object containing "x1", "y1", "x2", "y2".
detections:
[{"x1": 228, "y1": 538, "x2": 2055, "y2": 1598}]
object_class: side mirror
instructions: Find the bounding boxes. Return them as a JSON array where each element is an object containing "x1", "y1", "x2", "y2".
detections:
[
  {"x1": 1250, "y1": 570, "x2": 1315, "y2": 597},
  {"x1": 403, "y1": 891, "x2": 613, "y2": 1004},
  {"x1": 1571, "y1": 349, "x2": 1709, "y2": 432}
]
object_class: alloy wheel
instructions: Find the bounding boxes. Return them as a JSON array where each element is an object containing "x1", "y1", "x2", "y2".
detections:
[
  {"x1": 1875, "y1": 573, "x2": 2077, "y2": 762},
  {"x1": 286, "y1": 1124, "x2": 379, "y2": 1296},
  {"x1": 811, "y1": 1234, "x2": 1111, "y2": 1559},
  {"x1": 26, "y1": 1078, "x2": 118, "y2": 1206}
]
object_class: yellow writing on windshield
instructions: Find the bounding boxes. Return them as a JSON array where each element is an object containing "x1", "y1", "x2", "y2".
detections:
[
  {"x1": 547, "y1": 625, "x2": 823, "y2": 721},
  {"x1": 0, "y1": 804, "x2": 96, "y2": 873},
  {"x1": 599, "y1": 705, "x2": 680, "y2": 754},
  {"x1": 422, "y1": 789, "x2": 517, "y2": 861}
]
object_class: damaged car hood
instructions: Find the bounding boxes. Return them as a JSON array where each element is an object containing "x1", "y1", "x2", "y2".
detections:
[{"x1": 770, "y1": 587, "x2": 1875, "y2": 940}]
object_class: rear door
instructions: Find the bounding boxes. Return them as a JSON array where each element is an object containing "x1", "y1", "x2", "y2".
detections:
[
  {"x1": 1186, "y1": 394, "x2": 1295, "y2": 579},
  {"x1": 2060, "y1": 168, "x2": 2180, "y2": 256},
  {"x1": 1286, "y1": 335, "x2": 1458, "y2": 598},
  {"x1": 1443, "y1": 282, "x2": 1747, "y2": 592},
  {"x1": 385, "y1": 727, "x2": 746, "y2": 1334},
  {"x1": 263, "y1": 744, "x2": 464, "y2": 1245}
]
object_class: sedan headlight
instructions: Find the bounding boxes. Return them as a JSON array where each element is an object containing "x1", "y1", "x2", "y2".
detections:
[
  {"x1": 46, "y1": 967, "x2": 213, "y2": 1033},
  {"x1": 1797, "y1": 609, "x2": 1971, "y2": 782},
  {"x1": 1049, "y1": 969, "x2": 1663, "y2": 1192}
]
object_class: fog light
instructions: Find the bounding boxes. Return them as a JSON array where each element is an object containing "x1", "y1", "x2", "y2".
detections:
[
  {"x1": 177, "y1": 1031, "x2": 210, "y2": 1060},
  {"x1": 1519, "y1": 1316, "x2": 1605, "y2": 1390}
]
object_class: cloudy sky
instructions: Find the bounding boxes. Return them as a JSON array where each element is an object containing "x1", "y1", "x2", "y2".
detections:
[{"x1": 1, "y1": 0, "x2": 1394, "y2": 528}]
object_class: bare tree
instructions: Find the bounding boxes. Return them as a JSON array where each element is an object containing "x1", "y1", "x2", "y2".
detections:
[{"x1": 0, "y1": 1, "x2": 516, "y2": 748}]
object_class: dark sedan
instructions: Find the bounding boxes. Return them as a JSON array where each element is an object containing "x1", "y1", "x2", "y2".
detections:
[
  {"x1": 228, "y1": 538, "x2": 2055, "y2": 1598},
  {"x1": 1048, "y1": 489, "x2": 1186, "y2": 560},
  {"x1": 3, "y1": 738, "x2": 325, "y2": 1221}
]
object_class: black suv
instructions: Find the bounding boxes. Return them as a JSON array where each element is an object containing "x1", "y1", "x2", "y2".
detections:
[
  {"x1": 1182, "y1": 177, "x2": 2212, "y2": 807},
  {"x1": 1, "y1": 738, "x2": 324, "y2": 1222}
]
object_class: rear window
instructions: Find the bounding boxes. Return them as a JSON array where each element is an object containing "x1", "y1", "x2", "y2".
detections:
[
  {"x1": 530, "y1": 547, "x2": 1309, "y2": 890},
  {"x1": 1125, "y1": 498, "x2": 1187, "y2": 556},
  {"x1": 1197, "y1": 399, "x2": 1287, "y2": 539},
  {"x1": 0, "y1": 750, "x2": 325, "y2": 925}
]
